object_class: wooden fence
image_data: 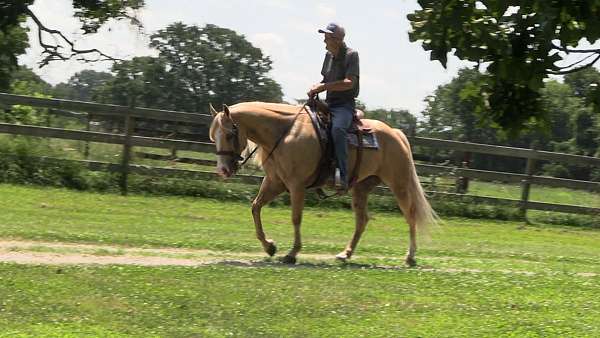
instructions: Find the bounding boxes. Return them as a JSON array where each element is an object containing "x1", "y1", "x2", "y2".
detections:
[{"x1": 1, "y1": 92, "x2": 599, "y2": 218}]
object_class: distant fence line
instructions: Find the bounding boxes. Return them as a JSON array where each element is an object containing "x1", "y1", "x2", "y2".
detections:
[{"x1": 1, "y1": 93, "x2": 599, "y2": 218}]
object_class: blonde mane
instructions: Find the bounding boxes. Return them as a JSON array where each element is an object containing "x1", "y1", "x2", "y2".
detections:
[{"x1": 224, "y1": 102, "x2": 306, "y2": 168}]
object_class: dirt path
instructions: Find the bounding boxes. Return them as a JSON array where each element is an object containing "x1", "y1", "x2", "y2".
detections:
[
  {"x1": 0, "y1": 239, "x2": 597, "y2": 277},
  {"x1": 0, "y1": 239, "x2": 331, "y2": 267}
]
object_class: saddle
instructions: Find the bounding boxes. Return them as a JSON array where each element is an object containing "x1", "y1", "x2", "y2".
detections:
[{"x1": 306, "y1": 97, "x2": 374, "y2": 190}]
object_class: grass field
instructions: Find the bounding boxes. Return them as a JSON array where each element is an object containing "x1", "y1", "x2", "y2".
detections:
[{"x1": 1, "y1": 183, "x2": 599, "y2": 337}]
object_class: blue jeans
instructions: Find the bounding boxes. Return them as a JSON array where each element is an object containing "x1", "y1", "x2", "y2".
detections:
[{"x1": 329, "y1": 102, "x2": 354, "y2": 185}]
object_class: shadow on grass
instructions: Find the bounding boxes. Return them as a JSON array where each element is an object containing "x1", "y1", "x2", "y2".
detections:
[{"x1": 214, "y1": 258, "x2": 416, "y2": 271}]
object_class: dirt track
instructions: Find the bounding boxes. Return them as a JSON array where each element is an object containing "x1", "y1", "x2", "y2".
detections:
[
  {"x1": 0, "y1": 239, "x2": 597, "y2": 277},
  {"x1": 0, "y1": 239, "x2": 267, "y2": 266},
  {"x1": 0, "y1": 239, "x2": 335, "y2": 267}
]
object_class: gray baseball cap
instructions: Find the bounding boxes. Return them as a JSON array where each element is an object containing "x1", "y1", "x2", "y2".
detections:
[{"x1": 318, "y1": 22, "x2": 345, "y2": 39}]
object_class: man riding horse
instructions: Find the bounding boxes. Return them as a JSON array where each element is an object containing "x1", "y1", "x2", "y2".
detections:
[
  {"x1": 209, "y1": 22, "x2": 437, "y2": 266},
  {"x1": 307, "y1": 22, "x2": 359, "y2": 194}
]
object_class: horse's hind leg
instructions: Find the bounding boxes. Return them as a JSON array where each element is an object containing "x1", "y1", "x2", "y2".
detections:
[
  {"x1": 387, "y1": 182, "x2": 418, "y2": 267},
  {"x1": 252, "y1": 176, "x2": 286, "y2": 256},
  {"x1": 336, "y1": 176, "x2": 381, "y2": 261},
  {"x1": 281, "y1": 186, "x2": 305, "y2": 264}
]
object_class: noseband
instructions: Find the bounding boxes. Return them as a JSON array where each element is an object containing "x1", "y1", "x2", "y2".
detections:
[{"x1": 215, "y1": 123, "x2": 244, "y2": 162}]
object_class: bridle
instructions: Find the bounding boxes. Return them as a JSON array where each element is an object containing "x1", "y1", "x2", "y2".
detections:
[
  {"x1": 215, "y1": 122, "x2": 243, "y2": 161},
  {"x1": 215, "y1": 121, "x2": 258, "y2": 171}
]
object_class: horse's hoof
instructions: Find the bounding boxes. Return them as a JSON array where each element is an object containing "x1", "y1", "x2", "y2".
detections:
[
  {"x1": 405, "y1": 256, "x2": 417, "y2": 267},
  {"x1": 335, "y1": 251, "x2": 351, "y2": 262},
  {"x1": 280, "y1": 255, "x2": 297, "y2": 264},
  {"x1": 264, "y1": 240, "x2": 277, "y2": 257}
]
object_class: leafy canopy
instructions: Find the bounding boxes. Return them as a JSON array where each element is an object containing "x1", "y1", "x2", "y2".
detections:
[
  {"x1": 96, "y1": 23, "x2": 283, "y2": 112},
  {"x1": 408, "y1": 0, "x2": 600, "y2": 132},
  {"x1": 0, "y1": 0, "x2": 145, "y2": 88}
]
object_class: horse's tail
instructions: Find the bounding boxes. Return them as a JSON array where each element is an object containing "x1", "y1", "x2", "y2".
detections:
[{"x1": 394, "y1": 129, "x2": 439, "y2": 231}]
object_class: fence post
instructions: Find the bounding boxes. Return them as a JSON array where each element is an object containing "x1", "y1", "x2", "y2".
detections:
[
  {"x1": 455, "y1": 152, "x2": 471, "y2": 194},
  {"x1": 84, "y1": 113, "x2": 91, "y2": 159},
  {"x1": 519, "y1": 155, "x2": 536, "y2": 223},
  {"x1": 119, "y1": 99, "x2": 135, "y2": 196}
]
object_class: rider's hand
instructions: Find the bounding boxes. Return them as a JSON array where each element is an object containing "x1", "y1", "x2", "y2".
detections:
[{"x1": 307, "y1": 83, "x2": 325, "y2": 97}]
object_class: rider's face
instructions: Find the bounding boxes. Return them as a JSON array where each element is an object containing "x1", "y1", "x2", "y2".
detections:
[{"x1": 323, "y1": 33, "x2": 341, "y2": 53}]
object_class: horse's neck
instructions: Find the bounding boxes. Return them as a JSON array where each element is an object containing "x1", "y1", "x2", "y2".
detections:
[{"x1": 231, "y1": 108, "x2": 298, "y2": 148}]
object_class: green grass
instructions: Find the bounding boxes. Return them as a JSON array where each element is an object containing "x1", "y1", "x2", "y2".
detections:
[
  {"x1": 0, "y1": 184, "x2": 599, "y2": 336},
  {"x1": 1, "y1": 263, "x2": 598, "y2": 337},
  {"x1": 469, "y1": 180, "x2": 600, "y2": 208}
]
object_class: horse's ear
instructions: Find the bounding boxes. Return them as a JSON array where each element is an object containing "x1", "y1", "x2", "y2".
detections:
[
  {"x1": 223, "y1": 104, "x2": 231, "y2": 117},
  {"x1": 209, "y1": 103, "x2": 218, "y2": 117}
]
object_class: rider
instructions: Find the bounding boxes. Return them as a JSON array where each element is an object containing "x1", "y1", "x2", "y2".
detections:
[{"x1": 307, "y1": 22, "x2": 360, "y2": 193}]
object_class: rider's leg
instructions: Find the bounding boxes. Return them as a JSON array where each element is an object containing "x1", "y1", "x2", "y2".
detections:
[{"x1": 329, "y1": 102, "x2": 354, "y2": 189}]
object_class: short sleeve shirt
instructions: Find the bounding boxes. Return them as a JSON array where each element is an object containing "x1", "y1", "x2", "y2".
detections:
[{"x1": 320, "y1": 46, "x2": 360, "y2": 105}]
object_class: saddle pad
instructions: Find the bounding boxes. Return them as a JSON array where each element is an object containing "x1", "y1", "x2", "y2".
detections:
[{"x1": 347, "y1": 132, "x2": 379, "y2": 149}]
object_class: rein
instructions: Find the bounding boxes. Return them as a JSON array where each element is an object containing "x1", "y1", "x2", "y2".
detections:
[
  {"x1": 215, "y1": 103, "x2": 308, "y2": 172},
  {"x1": 258, "y1": 102, "x2": 308, "y2": 166}
]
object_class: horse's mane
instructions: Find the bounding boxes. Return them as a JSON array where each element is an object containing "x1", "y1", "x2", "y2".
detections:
[
  {"x1": 230, "y1": 102, "x2": 306, "y2": 168},
  {"x1": 230, "y1": 101, "x2": 302, "y2": 116}
]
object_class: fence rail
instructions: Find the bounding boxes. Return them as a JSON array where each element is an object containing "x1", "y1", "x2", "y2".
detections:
[
  {"x1": 0, "y1": 93, "x2": 212, "y2": 125},
  {"x1": 1, "y1": 93, "x2": 599, "y2": 218}
]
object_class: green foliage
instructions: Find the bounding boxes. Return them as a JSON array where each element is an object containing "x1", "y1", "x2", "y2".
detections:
[
  {"x1": 8, "y1": 66, "x2": 51, "y2": 94},
  {"x1": 72, "y1": 0, "x2": 145, "y2": 34},
  {"x1": 541, "y1": 163, "x2": 570, "y2": 179},
  {"x1": 97, "y1": 56, "x2": 170, "y2": 107},
  {"x1": 364, "y1": 108, "x2": 416, "y2": 135},
  {"x1": 1, "y1": 1, "x2": 144, "y2": 88},
  {"x1": 0, "y1": 137, "x2": 88, "y2": 189},
  {"x1": 420, "y1": 68, "x2": 497, "y2": 141},
  {"x1": 1, "y1": 67, "x2": 52, "y2": 125},
  {"x1": 408, "y1": 1, "x2": 600, "y2": 132},
  {"x1": 96, "y1": 23, "x2": 284, "y2": 113},
  {"x1": 0, "y1": 1, "x2": 34, "y2": 31},
  {"x1": 52, "y1": 69, "x2": 114, "y2": 101},
  {"x1": 149, "y1": 22, "x2": 283, "y2": 111},
  {"x1": 0, "y1": 13, "x2": 29, "y2": 91},
  {"x1": 418, "y1": 67, "x2": 600, "y2": 180}
]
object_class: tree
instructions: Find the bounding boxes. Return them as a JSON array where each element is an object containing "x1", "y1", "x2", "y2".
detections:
[
  {"x1": 564, "y1": 68, "x2": 600, "y2": 157},
  {"x1": 97, "y1": 23, "x2": 283, "y2": 113},
  {"x1": 0, "y1": 66, "x2": 52, "y2": 124},
  {"x1": 419, "y1": 68, "x2": 497, "y2": 143},
  {"x1": 97, "y1": 56, "x2": 171, "y2": 108},
  {"x1": 148, "y1": 22, "x2": 283, "y2": 112},
  {"x1": 364, "y1": 108, "x2": 417, "y2": 135},
  {"x1": 0, "y1": 0, "x2": 144, "y2": 87},
  {"x1": 0, "y1": 3, "x2": 30, "y2": 91},
  {"x1": 53, "y1": 70, "x2": 114, "y2": 101},
  {"x1": 408, "y1": 1, "x2": 600, "y2": 132},
  {"x1": 417, "y1": 68, "x2": 594, "y2": 176}
]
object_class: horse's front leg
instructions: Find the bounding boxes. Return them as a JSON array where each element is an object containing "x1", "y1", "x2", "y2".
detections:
[
  {"x1": 281, "y1": 187, "x2": 305, "y2": 264},
  {"x1": 252, "y1": 176, "x2": 286, "y2": 256}
]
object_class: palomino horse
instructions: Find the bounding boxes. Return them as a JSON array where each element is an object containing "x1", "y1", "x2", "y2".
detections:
[{"x1": 209, "y1": 102, "x2": 437, "y2": 266}]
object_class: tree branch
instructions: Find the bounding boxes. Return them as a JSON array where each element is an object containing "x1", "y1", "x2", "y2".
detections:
[
  {"x1": 547, "y1": 53, "x2": 600, "y2": 75},
  {"x1": 551, "y1": 42, "x2": 600, "y2": 54},
  {"x1": 25, "y1": 7, "x2": 123, "y2": 67}
]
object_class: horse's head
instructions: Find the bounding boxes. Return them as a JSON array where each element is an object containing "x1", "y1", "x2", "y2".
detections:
[{"x1": 209, "y1": 103, "x2": 248, "y2": 178}]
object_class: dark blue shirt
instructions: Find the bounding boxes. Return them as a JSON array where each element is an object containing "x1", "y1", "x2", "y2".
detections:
[{"x1": 321, "y1": 45, "x2": 360, "y2": 105}]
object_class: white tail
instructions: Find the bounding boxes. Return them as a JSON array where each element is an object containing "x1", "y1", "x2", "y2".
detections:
[{"x1": 394, "y1": 129, "x2": 439, "y2": 231}]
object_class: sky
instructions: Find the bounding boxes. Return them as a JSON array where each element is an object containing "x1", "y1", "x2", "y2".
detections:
[{"x1": 17, "y1": 1, "x2": 494, "y2": 115}]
